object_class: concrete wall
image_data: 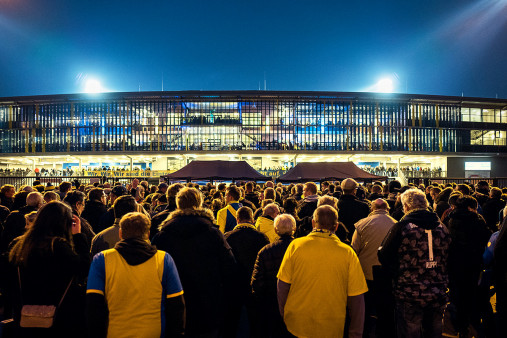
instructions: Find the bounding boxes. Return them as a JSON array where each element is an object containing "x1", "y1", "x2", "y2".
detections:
[{"x1": 447, "y1": 156, "x2": 507, "y2": 177}]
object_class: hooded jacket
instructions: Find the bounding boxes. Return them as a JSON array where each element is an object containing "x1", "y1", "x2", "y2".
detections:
[
  {"x1": 151, "y1": 208, "x2": 236, "y2": 335},
  {"x1": 378, "y1": 209, "x2": 451, "y2": 306}
]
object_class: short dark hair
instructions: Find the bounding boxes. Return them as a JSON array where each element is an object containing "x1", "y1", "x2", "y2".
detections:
[
  {"x1": 59, "y1": 182, "x2": 72, "y2": 193},
  {"x1": 88, "y1": 188, "x2": 104, "y2": 202},
  {"x1": 63, "y1": 190, "x2": 85, "y2": 207},
  {"x1": 456, "y1": 195, "x2": 478, "y2": 210},
  {"x1": 236, "y1": 206, "x2": 253, "y2": 223},
  {"x1": 113, "y1": 195, "x2": 137, "y2": 219},
  {"x1": 227, "y1": 185, "x2": 241, "y2": 201}
]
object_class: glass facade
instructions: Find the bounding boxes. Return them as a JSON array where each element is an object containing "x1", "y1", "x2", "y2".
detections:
[{"x1": 0, "y1": 91, "x2": 506, "y2": 155}]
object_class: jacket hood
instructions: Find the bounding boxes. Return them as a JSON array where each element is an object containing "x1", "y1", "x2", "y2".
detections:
[
  {"x1": 159, "y1": 208, "x2": 216, "y2": 237},
  {"x1": 401, "y1": 209, "x2": 441, "y2": 230},
  {"x1": 115, "y1": 238, "x2": 157, "y2": 265}
]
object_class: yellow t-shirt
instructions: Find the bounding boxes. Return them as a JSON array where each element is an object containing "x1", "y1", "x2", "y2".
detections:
[{"x1": 277, "y1": 230, "x2": 368, "y2": 338}]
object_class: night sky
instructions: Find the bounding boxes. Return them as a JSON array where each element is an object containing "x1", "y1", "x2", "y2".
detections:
[{"x1": 1, "y1": 0, "x2": 507, "y2": 98}]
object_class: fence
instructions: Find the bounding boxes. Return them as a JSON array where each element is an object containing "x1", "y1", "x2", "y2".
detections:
[
  {"x1": 0, "y1": 176, "x2": 162, "y2": 190},
  {"x1": 407, "y1": 177, "x2": 507, "y2": 188}
]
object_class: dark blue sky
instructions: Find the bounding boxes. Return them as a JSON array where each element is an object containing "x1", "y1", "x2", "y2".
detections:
[{"x1": 1, "y1": 0, "x2": 507, "y2": 98}]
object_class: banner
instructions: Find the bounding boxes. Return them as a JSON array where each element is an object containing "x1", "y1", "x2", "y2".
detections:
[{"x1": 84, "y1": 170, "x2": 175, "y2": 177}]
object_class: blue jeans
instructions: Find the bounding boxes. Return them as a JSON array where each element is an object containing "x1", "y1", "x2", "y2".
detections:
[{"x1": 395, "y1": 301, "x2": 444, "y2": 338}]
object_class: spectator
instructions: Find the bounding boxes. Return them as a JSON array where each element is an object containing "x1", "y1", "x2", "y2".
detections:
[
  {"x1": 296, "y1": 182, "x2": 319, "y2": 219},
  {"x1": 378, "y1": 188, "x2": 451, "y2": 338},
  {"x1": 351, "y1": 198, "x2": 396, "y2": 337},
  {"x1": 494, "y1": 208, "x2": 507, "y2": 335},
  {"x1": 87, "y1": 212, "x2": 185, "y2": 338},
  {"x1": 1, "y1": 192, "x2": 44, "y2": 254},
  {"x1": 447, "y1": 195, "x2": 492, "y2": 337},
  {"x1": 43, "y1": 191, "x2": 60, "y2": 203},
  {"x1": 224, "y1": 206, "x2": 270, "y2": 338},
  {"x1": 0, "y1": 184, "x2": 15, "y2": 211},
  {"x1": 57, "y1": 182, "x2": 72, "y2": 200},
  {"x1": 6, "y1": 201, "x2": 90, "y2": 337},
  {"x1": 277, "y1": 205, "x2": 367, "y2": 338},
  {"x1": 63, "y1": 191, "x2": 95, "y2": 246},
  {"x1": 251, "y1": 214, "x2": 296, "y2": 338},
  {"x1": 149, "y1": 183, "x2": 184, "y2": 239},
  {"x1": 151, "y1": 187, "x2": 236, "y2": 338},
  {"x1": 255, "y1": 203, "x2": 280, "y2": 243},
  {"x1": 244, "y1": 181, "x2": 260, "y2": 208},
  {"x1": 90, "y1": 195, "x2": 137, "y2": 257},
  {"x1": 97, "y1": 185, "x2": 128, "y2": 232},
  {"x1": 338, "y1": 178, "x2": 370, "y2": 241},
  {"x1": 217, "y1": 185, "x2": 242, "y2": 233},
  {"x1": 482, "y1": 187, "x2": 505, "y2": 232},
  {"x1": 81, "y1": 188, "x2": 108, "y2": 233}
]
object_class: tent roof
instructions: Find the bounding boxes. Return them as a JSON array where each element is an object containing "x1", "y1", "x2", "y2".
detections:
[
  {"x1": 277, "y1": 162, "x2": 387, "y2": 182},
  {"x1": 164, "y1": 160, "x2": 270, "y2": 181}
]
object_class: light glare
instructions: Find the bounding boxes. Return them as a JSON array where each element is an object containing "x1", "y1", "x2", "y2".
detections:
[{"x1": 84, "y1": 79, "x2": 103, "y2": 93}]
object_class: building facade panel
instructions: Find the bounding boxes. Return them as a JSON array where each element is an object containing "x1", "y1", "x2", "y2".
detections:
[{"x1": 0, "y1": 91, "x2": 506, "y2": 155}]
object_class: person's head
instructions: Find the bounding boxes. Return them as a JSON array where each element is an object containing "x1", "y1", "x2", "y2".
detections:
[
  {"x1": 157, "y1": 182, "x2": 168, "y2": 194},
  {"x1": 371, "y1": 198, "x2": 389, "y2": 211},
  {"x1": 283, "y1": 197, "x2": 298, "y2": 215},
  {"x1": 456, "y1": 195, "x2": 479, "y2": 212},
  {"x1": 388, "y1": 180, "x2": 402, "y2": 194},
  {"x1": 263, "y1": 203, "x2": 280, "y2": 218},
  {"x1": 245, "y1": 182, "x2": 255, "y2": 193},
  {"x1": 26, "y1": 192, "x2": 44, "y2": 209},
  {"x1": 1, "y1": 184, "x2": 15, "y2": 199},
  {"x1": 119, "y1": 212, "x2": 150, "y2": 240},
  {"x1": 24, "y1": 211, "x2": 38, "y2": 229},
  {"x1": 236, "y1": 206, "x2": 254, "y2": 224},
  {"x1": 476, "y1": 180, "x2": 490, "y2": 194},
  {"x1": 448, "y1": 192, "x2": 463, "y2": 209},
  {"x1": 176, "y1": 187, "x2": 203, "y2": 210},
  {"x1": 303, "y1": 182, "x2": 318, "y2": 197},
  {"x1": 341, "y1": 178, "x2": 358, "y2": 195},
  {"x1": 88, "y1": 188, "x2": 106, "y2": 204},
  {"x1": 400, "y1": 188, "x2": 429, "y2": 213},
  {"x1": 134, "y1": 185, "x2": 145, "y2": 201},
  {"x1": 9, "y1": 201, "x2": 74, "y2": 265},
  {"x1": 274, "y1": 214, "x2": 296, "y2": 236},
  {"x1": 312, "y1": 205, "x2": 339, "y2": 231},
  {"x1": 167, "y1": 183, "x2": 184, "y2": 199},
  {"x1": 113, "y1": 195, "x2": 137, "y2": 220},
  {"x1": 317, "y1": 195, "x2": 338, "y2": 210},
  {"x1": 132, "y1": 178, "x2": 139, "y2": 188},
  {"x1": 59, "y1": 182, "x2": 72, "y2": 195},
  {"x1": 226, "y1": 185, "x2": 241, "y2": 203},
  {"x1": 63, "y1": 190, "x2": 86, "y2": 215},
  {"x1": 430, "y1": 187, "x2": 442, "y2": 200},
  {"x1": 295, "y1": 183, "x2": 304, "y2": 195},
  {"x1": 456, "y1": 184, "x2": 471, "y2": 196},
  {"x1": 264, "y1": 181, "x2": 275, "y2": 189},
  {"x1": 264, "y1": 187, "x2": 275, "y2": 200},
  {"x1": 217, "y1": 183, "x2": 227, "y2": 192},
  {"x1": 43, "y1": 191, "x2": 60, "y2": 203},
  {"x1": 21, "y1": 185, "x2": 34, "y2": 193},
  {"x1": 371, "y1": 185, "x2": 383, "y2": 194},
  {"x1": 211, "y1": 198, "x2": 223, "y2": 211},
  {"x1": 490, "y1": 187, "x2": 502, "y2": 199}
]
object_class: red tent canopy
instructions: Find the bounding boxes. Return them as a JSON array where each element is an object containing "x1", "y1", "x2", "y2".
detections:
[
  {"x1": 164, "y1": 160, "x2": 270, "y2": 181},
  {"x1": 277, "y1": 162, "x2": 387, "y2": 182}
]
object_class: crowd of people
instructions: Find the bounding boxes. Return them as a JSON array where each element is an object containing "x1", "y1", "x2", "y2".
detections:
[
  {"x1": 0, "y1": 169, "x2": 31, "y2": 177},
  {"x1": 0, "y1": 176, "x2": 506, "y2": 337},
  {"x1": 362, "y1": 165, "x2": 444, "y2": 178}
]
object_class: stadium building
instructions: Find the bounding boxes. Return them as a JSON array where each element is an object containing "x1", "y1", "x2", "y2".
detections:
[{"x1": 0, "y1": 90, "x2": 506, "y2": 181}]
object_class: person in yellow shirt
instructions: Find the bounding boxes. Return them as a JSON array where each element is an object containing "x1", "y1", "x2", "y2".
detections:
[
  {"x1": 255, "y1": 203, "x2": 280, "y2": 243},
  {"x1": 277, "y1": 205, "x2": 368, "y2": 338},
  {"x1": 216, "y1": 185, "x2": 242, "y2": 233}
]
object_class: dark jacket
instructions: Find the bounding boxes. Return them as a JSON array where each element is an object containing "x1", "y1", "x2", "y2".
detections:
[
  {"x1": 244, "y1": 192, "x2": 260, "y2": 209},
  {"x1": 225, "y1": 224, "x2": 270, "y2": 298},
  {"x1": 447, "y1": 209, "x2": 491, "y2": 283},
  {"x1": 81, "y1": 200, "x2": 108, "y2": 234},
  {"x1": 98, "y1": 207, "x2": 115, "y2": 232},
  {"x1": 482, "y1": 197, "x2": 505, "y2": 232},
  {"x1": 251, "y1": 235, "x2": 293, "y2": 301},
  {"x1": 338, "y1": 194, "x2": 370, "y2": 239},
  {"x1": 297, "y1": 195, "x2": 319, "y2": 219},
  {"x1": 0, "y1": 205, "x2": 38, "y2": 254},
  {"x1": 378, "y1": 209, "x2": 451, "y2": 306},
  {"x1": 6, "y1": 234, "x2": 91, "y2": 338},
  {"x1": 0, "y1": 193, "x2": 14, "y2": 212},
  {"x1": 151, "y1": 208, "x2": 236, "y2": 335}
]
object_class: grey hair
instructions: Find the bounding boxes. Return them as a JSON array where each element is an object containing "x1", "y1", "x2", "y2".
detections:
[
  {"x1": 400, "y1": 188, "x2": 429, "y2": 211},
  {"x1": 274, "y1": 214, "x2": 296, "y2": 236},
  {"x1": 317, "y1": 195, "x2": 338, "y2": 209}
]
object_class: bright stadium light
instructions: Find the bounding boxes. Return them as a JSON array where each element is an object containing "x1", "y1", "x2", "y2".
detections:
[
  {"x1": 375, "y1": 78, "x2": 394, "y2": 93},
  {"x1": 84, "y1": 79, "x2": 103, "y2": 93}
]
